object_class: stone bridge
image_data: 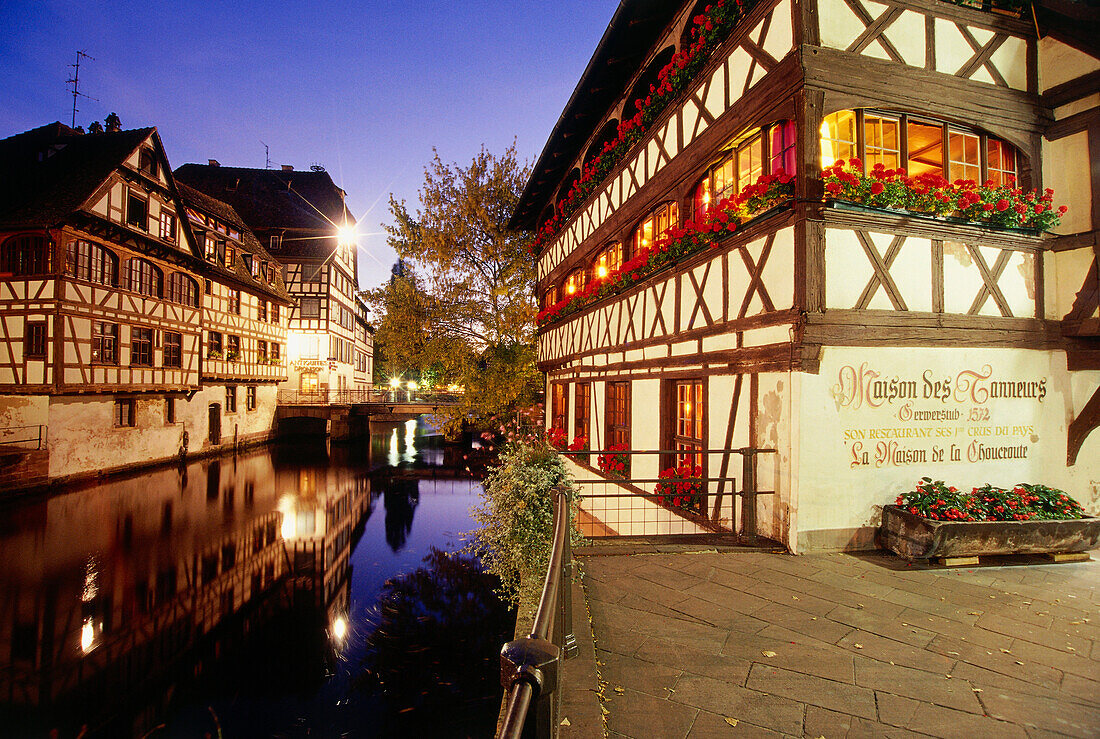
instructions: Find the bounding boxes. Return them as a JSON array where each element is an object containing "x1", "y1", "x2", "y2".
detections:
[{"x1": 274, "y1": 390, "x2": 461, "y2": 439}]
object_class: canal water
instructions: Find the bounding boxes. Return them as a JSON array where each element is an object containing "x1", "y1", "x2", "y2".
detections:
[{"x1": 0, "y1": 419, "x2": 512, "y2": 738}]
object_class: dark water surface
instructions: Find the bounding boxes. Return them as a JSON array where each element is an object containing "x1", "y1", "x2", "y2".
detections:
[{"x1": 0, "y1": 419, "x2": 511, "y2": 738}]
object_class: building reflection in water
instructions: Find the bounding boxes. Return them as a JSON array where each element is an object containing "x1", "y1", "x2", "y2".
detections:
[{"x1": 0, "y1": 442, "x2": 373, "y2": 738}]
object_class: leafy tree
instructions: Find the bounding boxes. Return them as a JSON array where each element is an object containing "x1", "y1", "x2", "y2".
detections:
[
  {"x1": 386, "y1": 145, "x2": 535, "y2": 347},
  {"x1": 376, "y1": 146, "x2": 540, "y2": 433}
]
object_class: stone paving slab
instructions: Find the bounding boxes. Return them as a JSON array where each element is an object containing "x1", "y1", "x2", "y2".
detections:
[{"x1": 576, "y1": 550, "x2": 1100, "y2": 738}]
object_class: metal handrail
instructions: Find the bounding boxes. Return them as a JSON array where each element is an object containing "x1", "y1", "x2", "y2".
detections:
[
  {"x1": 498, "y1": 484, "x2": 575, "y2": 738},
  {"x1": 0, "y1": 424, "x2": 46, "y2": 450}
]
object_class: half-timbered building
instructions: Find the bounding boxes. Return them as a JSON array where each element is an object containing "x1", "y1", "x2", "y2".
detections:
[
  {"x1": 0, "y1": 122, "x2": 206, "y2": 480},
  {"x1": 174, "y1": 164, "x2": 374, "y2": 396},
  {"x1": 176, "y1": 183, "x2": 293, "y2": 448},
  {"x1": 516, "y1": 0, "x2": 1100, "y2": 550}
]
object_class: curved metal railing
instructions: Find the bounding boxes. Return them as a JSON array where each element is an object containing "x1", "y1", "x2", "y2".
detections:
[{"x1": 497, "y1": 484, "x2": 576, "y2": 738}]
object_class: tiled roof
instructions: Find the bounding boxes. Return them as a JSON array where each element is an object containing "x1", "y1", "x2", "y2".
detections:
[
  {"x1": 0, "y1": 122, "x2": 152, "y2": 230},
  {"x1": 174, "y1": 164, "x2": 354, "y2": 258},
  {"x1": 175, "y1": 182, "x2": 292, "y2": 303}
]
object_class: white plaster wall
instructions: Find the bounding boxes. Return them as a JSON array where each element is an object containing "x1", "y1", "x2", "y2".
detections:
[
  {"x1": 1047, "y1": 247, "x2": 1098, "y2": 321},
  {"x1": 795, "y1": 346, "x2": 1100, "y2": 548},
  {"x1": 1042, "y1": 132, "x2": 1093, "y2": 235},
  {"x1": 0, "y1": 395, "x2": 48, "y2": 445},
  {"x1": 46, "y1": 384, "x2": 278, "y2": 478},
  {"x1": 631, "y1": 379, "x2": 661, "y2": 490},
  {"x1": 1039, "y1": 37, "x2": 1100, "y2": 92},
  {"x1": 756, "y1": 372, "x2": 795, "y2": 549}
]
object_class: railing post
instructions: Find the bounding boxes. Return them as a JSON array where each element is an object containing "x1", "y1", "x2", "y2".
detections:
[{"x1": 739, "y1": 448, "x2": 759, "y2": 545}]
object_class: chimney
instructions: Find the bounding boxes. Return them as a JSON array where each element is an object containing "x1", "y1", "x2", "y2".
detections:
[
  {"x1": 208, "y1": 159, "x2": 220, "y2": 167},
  {"x1": 104, "y1": 112, "x2": 121, "y2": 133},
  {"x1": 281, "y1": 164, "x2": 293, "y2": 171}
]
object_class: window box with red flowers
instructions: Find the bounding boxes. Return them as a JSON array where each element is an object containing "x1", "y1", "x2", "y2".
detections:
[
  {"x1": 537, "y1": 172, "x2": 793, "y2": 327},
  {"x1": 655, "y1": 461, "x2": 706, "y2": 515},
  {"x1": 822, "y1": 159, "x2": 1066, "y2": 233},
  {"x1": 880, "y1": 478, "x2": 1099, "y2": 561},
  {"x1": 531, "y1": 0, "x2": 761, "y2": 257},
  {"x1": 596, "y1": 444, "x2": 630, "y2": 478}
]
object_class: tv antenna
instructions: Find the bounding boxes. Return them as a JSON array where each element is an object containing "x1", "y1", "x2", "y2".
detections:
[
  {"x1": 260, "y1": 140, "x2": 271, "y2": 169},
  {"x1": 67, "y1": 50, "x2": 98, "y2": 128}
]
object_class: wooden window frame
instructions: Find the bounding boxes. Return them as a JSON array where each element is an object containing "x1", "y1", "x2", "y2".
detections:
[
  {"x1": 225, "y1": 385, "x2": 237, "y2": 414},
  {"x1": 115, "y1": 398, "x2": 135, "y2": 428},
  {"x1": 300, "y1": 297, "x2": 321, "y2": 318},
  {"x1": 127, "y1": 258, "x2": 162, "y2": 298},
  {"x1": 574, "y1": 382, "x2": 591, "y2": 448},
  {"x1": 550, "y1": 382, "x2": 568, "y2": 432},
  {"x1": 25, "y1": 321, "x2": 47, "y2": 359},
  {"x1": 246, "y1": 386, "x2": 257, "y2": 411},
  {"x1": 67, "y1": 240, "x2": 118, "y2": 286},
  {"x1": 126, "y1": 191, "x2": 149, "y2": 231},
  {"x1": 823, "y1": 109, "x2": 1020, "y2": 186},
  {"x1": 130, "y1": 327, "x2": 154, "y2": 366},
  {"x1": 165, "y1": 396, "x2": 176, "y2": 425},
  {"x1": 163, "y1": 331, "x2": 182, "y2": 367},
  {"x1": 227, "y1": 288, "x2": 241, "y2": 315},
  {"x1": 159, "y1": 211, "x2": 176, "y2": 242},
  {"x1": 166, "y1": 273, "x2": 199, "y2": 307},
  {"x1": 1, "y1": 235, "x2": 52, "y2": 276},
  {"x1": 663, "y1": 378, "x2": 706, "y2": 471},
  {"x1": 606, "y1": 380, "x2": 631, "y2": 456},
  {"x1": 92, "y1": 321, "x2": 119, "y2": 365}
]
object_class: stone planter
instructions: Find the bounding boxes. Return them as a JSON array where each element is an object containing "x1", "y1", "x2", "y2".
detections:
[{"x1": 880, "y1": 505, "x2": 1100, "y2": 561}]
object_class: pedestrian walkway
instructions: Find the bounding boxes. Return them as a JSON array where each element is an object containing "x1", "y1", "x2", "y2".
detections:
[{"x1": 568, "y1": 549, "x2": 1099, "y2": 738}]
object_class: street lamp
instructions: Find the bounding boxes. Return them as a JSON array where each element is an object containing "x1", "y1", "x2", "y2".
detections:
[
  {"x1": 388, "y1": 377, "x2": 400, "y2": 402},
  {"x1": 406, "y1": 380, "x2": 418, "y2": 402}
]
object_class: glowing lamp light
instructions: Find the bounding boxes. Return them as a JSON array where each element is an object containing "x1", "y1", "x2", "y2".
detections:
[
  {"x1": 81, "y1": 618, "x2": 97, "y2": 654},
  {"x1": 566, "y1": 284, "x2": 576, "y2": 295},
  {"x1": 596, "y1": 265, "x2": 608, "y2": 279},
  {"x1": 407, "y1": 381, "x2": 418, "y2": 391},
  {"x1": 336, "y1": 223, "x2": 357, "y2": 246},
  {"x1": 684, "y1": 402, "x2": 692, "y2": 413},
  {"x1": 388, "y1": 377, "x2": 401, "y2": 389},
  {"x1": 332, "y1": 615, "x2": 348, "y2": 642}
]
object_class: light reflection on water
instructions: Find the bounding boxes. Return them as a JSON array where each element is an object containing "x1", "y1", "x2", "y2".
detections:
[{"x1": 0, "y1": 418, "x2": 505, "y2": 738}]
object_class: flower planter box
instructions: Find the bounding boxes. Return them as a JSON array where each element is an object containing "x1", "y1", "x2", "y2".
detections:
[{"x1": 880, "y1": 505, "x2": 1100, "y2": 561}]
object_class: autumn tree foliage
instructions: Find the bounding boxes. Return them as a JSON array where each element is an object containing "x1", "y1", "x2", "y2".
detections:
[{"x1": 371, "y1": 146, "x2": 540, "y2": 434}]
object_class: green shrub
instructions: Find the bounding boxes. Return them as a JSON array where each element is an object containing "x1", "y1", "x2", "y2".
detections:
[{"x1": 466, "y1": 440, "x2": 581, "y2": 607}]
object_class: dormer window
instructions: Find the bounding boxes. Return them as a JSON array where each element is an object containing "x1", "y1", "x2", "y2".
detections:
[
  {"x1": 126, "y1": 192, "x2": 148, "y2": 230},
  {"x1": 269, "y1": 234, "x2": 282, "y2": 251},
  {"x1": 138, "y1": 149, "x2": 158, "y2": 178}
]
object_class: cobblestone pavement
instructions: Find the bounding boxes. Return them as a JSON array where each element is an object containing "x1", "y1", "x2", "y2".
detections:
[{"x1": 576, "y1": 550, "x2": 1099, "y2": 738}]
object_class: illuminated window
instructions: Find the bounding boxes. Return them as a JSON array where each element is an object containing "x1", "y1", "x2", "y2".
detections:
[
  {"x1": 592, "y1": 242, "x2": 622, "y2": 280},
  {"x1": 736, "y1": 132, "x2": 763, "y2": 192},
  {"x1": 986, "y1": 140, "x2": 1017, "y2": 186},
  {"x1": 768, "y1": 120, "x2": 797, "y2": 175},
  {"x1": 820, "y1": 110, "x2": 858, "y2": 167},
  {"x1": 669, "y1": 379, "x2": 704, "y2": 470},
  {"x1": 564, "y1": 267, "x2": 586, "y2": 296},
  {"x1": 551, "y1": 383, "x2": 568, "y2": 431},
  {"x1": 542, "y1": 285, "x2": 559, "y2": 310},
  {"x1": 821, "y1": 109, "x2": 1019, "y2": 185},
  {"x1": 864, "y1": 114, "x2": 901, "y2": 170},
  {"x1": 906, "y1": 120, "x2": 944, "y2": 177},
  {"x1": 632, "y1": 201, "x2": 679, "y2": 255},
  {"x1": 949, "y1": 130, "x2": 981, "y2": 183}
]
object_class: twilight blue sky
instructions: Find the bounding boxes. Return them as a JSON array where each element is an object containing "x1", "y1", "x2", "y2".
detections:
[{"x1": 0, "y1": 0, "x2": 619, "y2": 290}]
